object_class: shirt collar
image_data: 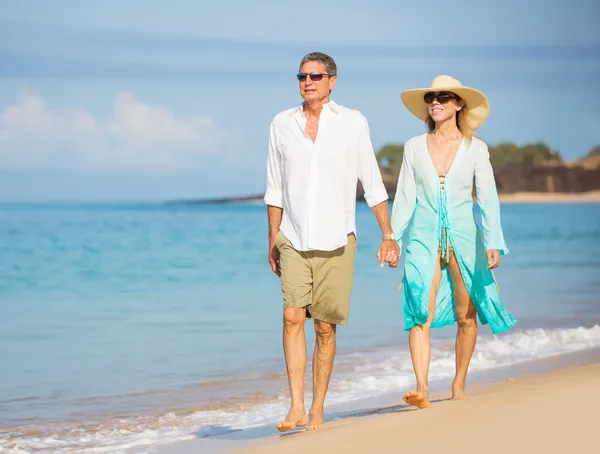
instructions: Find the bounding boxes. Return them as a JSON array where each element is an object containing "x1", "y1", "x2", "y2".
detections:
[{"x1": 291, "y1": 100, "x2": 340, "y2": 117}]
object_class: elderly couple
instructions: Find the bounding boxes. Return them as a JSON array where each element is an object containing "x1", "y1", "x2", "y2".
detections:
[{"x1": 264, "y1": 52, "x2": 516, "y2": 432}]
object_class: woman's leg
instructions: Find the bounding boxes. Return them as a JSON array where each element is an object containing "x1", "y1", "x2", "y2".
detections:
[
  {"x1": 447, "y1": 255, "x2": 477, "y2": 400},
  {"x1": 403, "y1": 257, "x2": 443, "y2": 409}
]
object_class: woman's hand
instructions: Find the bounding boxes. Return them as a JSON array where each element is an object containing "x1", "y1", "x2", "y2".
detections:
[{"x1": 486, "y1": 249, "x2": 501, "y2": 269}]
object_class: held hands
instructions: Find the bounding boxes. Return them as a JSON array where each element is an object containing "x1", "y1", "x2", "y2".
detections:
[
  {"x1": 377, "y1": 240, "x2": 400, "y2": 268},
  {"x1": 486, "y1": 249, "x2": 501, "y2": 269},
  {"x1": 379, "y1": 245, "x2": 500, "y2": 269},
  {"x1": 269, "y1": 232, "x2": 401, "y2": 274}
]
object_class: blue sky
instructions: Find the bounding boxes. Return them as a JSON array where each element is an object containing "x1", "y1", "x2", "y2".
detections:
[{"x1": 1, "y1": 0, "x2": 598, "y2": 200}]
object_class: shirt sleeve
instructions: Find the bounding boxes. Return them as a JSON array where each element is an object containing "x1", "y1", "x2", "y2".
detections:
[
  {"x1": 263, "y1": 120, "x2": 283, "y2": 208},
  {"x1": 391, "y1": 145, "x2": 417, "y2": 251},
  {"x1": 474, "y1": 141, "x2": 509, "y2": 255},
  {"x1": 357, "y1": 115, "x2": 389, "y2": 207}
]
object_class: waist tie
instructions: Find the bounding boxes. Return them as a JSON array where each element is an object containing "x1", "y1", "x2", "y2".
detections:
[{"x1": 438, "y1": 176, "x2": 451, "y2": 262}]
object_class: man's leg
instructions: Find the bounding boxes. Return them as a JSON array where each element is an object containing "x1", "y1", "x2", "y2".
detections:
[
  {"x1": 276, "y1": 307, "x2": 309, "y2": 432},
  {"x1": 308, "y1": 319, "x2": 336, "y2": 430},
  {"x1": 447, "y1": 255, "x2": 477, "y2": 400},
  {"x1": 306, "y1": 233, "x2": 356, "y2": 430},
  {"x1": 275, "y1": 232, "x2": 312, "y2": 432}
]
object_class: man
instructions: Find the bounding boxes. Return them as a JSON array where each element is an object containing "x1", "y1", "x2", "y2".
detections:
[{"x1": 264, "y1": 52, "x2": 399, "y2": 432}]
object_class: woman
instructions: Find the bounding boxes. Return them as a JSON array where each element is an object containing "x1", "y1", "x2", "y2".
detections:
[{"x1": 391, "y1": 75, "x2": 516, "y2": 409}]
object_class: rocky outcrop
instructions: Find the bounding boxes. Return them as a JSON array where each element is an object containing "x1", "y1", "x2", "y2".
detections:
[{"x1": 492, "y1": 163, "x2": 600, "y2": 194}]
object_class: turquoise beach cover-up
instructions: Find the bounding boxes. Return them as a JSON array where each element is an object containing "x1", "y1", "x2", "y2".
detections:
[{"x1": 391, "y1": 134, "x2": 516, "y2": 335}]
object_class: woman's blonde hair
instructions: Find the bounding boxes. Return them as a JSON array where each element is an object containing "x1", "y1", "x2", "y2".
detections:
[{"x1": 426, "y1": 96, "x2": 475, "y2": 142}]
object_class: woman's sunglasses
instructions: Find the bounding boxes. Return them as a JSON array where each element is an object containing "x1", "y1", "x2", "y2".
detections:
[
  {"x1": 296, "y1": 72, "x2": 330, "y2": 82},
  {"x1": 424, "y1": 92, "x2": 460, "y2": 104}
]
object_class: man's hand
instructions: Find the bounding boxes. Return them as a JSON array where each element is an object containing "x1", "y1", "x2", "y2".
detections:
[
  {"x1": 377, "y1": 239, "x2": 400, "y2": 268},
  {"x1": 487, "y1": 249, "x2": 501, "y2": 269},
  {"x1": 268, "y1": 236, "x2": 281, "y2": 277},
  {"x1": 369, "y1": 202, "x2": 399, "y2": 268}
]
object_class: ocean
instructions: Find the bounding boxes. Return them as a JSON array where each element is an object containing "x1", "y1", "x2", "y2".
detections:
[{"x1": 1, "y1": 201, "x2": 600, "y2": 453}]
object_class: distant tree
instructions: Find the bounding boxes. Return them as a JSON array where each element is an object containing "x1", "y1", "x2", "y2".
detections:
[
  {"x1": 488, "y1": 142, "x2": 562, "y2": 166},
  {"x1": 376, "y1": 144, "x2": 404, "y2": 180},
  {"x1": 577, "y1": 145, "x2": 600, "y2": 170},
  {"x1": 588, "y1": 145, "x2": 600, "y2": 157}
]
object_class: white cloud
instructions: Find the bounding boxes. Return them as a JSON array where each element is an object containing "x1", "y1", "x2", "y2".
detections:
[{"x1": 0, "y1": 90, "x2": 225, "y2": 171}]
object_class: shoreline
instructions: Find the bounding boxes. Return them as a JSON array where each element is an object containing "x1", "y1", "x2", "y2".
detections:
[
  {"x1": 235, "y1": 357, "x2": 600, "y2": 454},
  {"x1": 149, "y1": 346, "x2": 600, "y2": 454},
  {"x1": 164, "y1": 190, "x2": 600, "y2": 206},
  {"x1": 5, "y1": 323, "x2": 600, "y2": 453}
]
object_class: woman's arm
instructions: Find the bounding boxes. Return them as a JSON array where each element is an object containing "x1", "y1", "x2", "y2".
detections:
[
  {"x1": 391, "y1": 144, "x2": 417, "y2": 252},
  {"x1": 474, "y1": 141, "x2": 509, "y2": 262}
]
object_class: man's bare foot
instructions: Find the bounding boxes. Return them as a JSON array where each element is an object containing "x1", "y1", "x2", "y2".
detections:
[
  {"x1": 275, "y1": 408, "x2": 308, "y2": 433},
  {"x1": 403, "y1": 390, "x2": 430, "y2": 409},
  {"x1": 306, "y1": 408, "x2": 325, "y2": 431},
  {"x1": 451, "y1": 380, "x2": 468, "y2": 400}
]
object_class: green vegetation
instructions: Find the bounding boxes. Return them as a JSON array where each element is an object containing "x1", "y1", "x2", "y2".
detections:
[
  {"x1": 587, "y1": 146, "x2": 600, "y2": 157},
  {"x1": 375, "y1": 144, "x2": 404, "y2": 180},
  {"x1": 487, "y1": 142, "x2": 562, "y2": 166}
]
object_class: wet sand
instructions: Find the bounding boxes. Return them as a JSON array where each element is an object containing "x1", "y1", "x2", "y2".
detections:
[
  {"x1": 236, "y1": 362, "x2": 599, "y2": 454},
  {"x1": 150, "y1": 351, "x2": 600, "y2": 454}
]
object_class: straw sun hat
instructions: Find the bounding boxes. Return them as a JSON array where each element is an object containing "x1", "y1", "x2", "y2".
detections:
[{"x1": 400, "y1": 75, "x2": 490, "y2": 130}]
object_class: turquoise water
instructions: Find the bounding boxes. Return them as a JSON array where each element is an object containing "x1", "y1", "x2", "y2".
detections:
[{"x1": 1, "y1": 202, "x2": 600, "y2": 452}]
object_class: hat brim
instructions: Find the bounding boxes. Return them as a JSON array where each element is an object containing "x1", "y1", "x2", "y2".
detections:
[{"x1": 401, "y1": 85, "x2": 490, "y2": 130}]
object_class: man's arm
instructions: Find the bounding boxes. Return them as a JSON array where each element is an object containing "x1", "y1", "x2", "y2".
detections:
[
  {"x1": 356, "y1": 115, "x2": 399, "y2": 267},
  {"x1": 267, "y1": 205, "x2": 283, "y2": 276},
  {"x1": 264, "y1": 120, "x2": 284, "y2": 276},
  {"x1": 372, "y1": 201, "x2": 399, "y2": 267},
  {"x1": 372, "y1": 200, "x2": 393, "y2": 237}
]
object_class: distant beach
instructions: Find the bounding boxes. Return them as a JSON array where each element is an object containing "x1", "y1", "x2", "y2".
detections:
[
  {"x1": 166, "y1": 190, "x2": 600, "y2": 206},
  {"x1": 499, "y1": 190, "x2": 600, "y2": 203}
]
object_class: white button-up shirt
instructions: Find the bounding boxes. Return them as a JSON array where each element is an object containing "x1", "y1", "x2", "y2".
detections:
[{"x1": 264, "y1": 101, "x2": 388, "y2": 251}]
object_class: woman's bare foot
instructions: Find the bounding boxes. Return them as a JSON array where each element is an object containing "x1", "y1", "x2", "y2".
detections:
[
  {"x1": 306, "y1": 407, "x2": 325, "y2": 431},
  {"x1": 276, "y1": 408, "x2": 308, "y2": 433},
  {"x1": 403, "y1": 390, "x2": 430, "y2": 409},
  {"x1": 451, "y1": 380, "x2": 468, "y2": 400}
]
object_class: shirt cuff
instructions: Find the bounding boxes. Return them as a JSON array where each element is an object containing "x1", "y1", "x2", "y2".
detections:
[
  {"x1": 363, "y1": 186, "x2": 389, "y2": 207},
  {"x1": 264, "y1": 190, "x2": 283, "y2": 208}
]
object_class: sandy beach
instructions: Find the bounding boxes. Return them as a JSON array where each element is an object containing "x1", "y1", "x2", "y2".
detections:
[
  {"x1": 498, "y1": 190, "x2": 600, "y2": 203},
  {"x1": 235, "y1": 361, "x2": 600, "y2": 454}
]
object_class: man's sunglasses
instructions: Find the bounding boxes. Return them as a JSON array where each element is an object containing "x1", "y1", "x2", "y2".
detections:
[
  {"x1": 296, "y1": 72, "x2": 330, "y2": 82},
  {"x1": 424, "y1": 92, "x2": 460, "y2": 104}
]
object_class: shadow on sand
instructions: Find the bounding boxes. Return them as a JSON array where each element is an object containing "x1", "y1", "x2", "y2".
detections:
[{"x1": 189, "y1": 397, "x2": 450, "y2": 442}]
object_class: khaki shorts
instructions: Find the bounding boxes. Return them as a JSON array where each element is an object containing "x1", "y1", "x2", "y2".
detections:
[{"x1": 275, "y1": 231, "x2": 357, "y2": 325}]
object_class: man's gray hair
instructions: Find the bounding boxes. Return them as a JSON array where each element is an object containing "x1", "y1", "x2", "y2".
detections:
[{"x1": 299, "y1": 52, "x2": 337, "y2": 77}]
